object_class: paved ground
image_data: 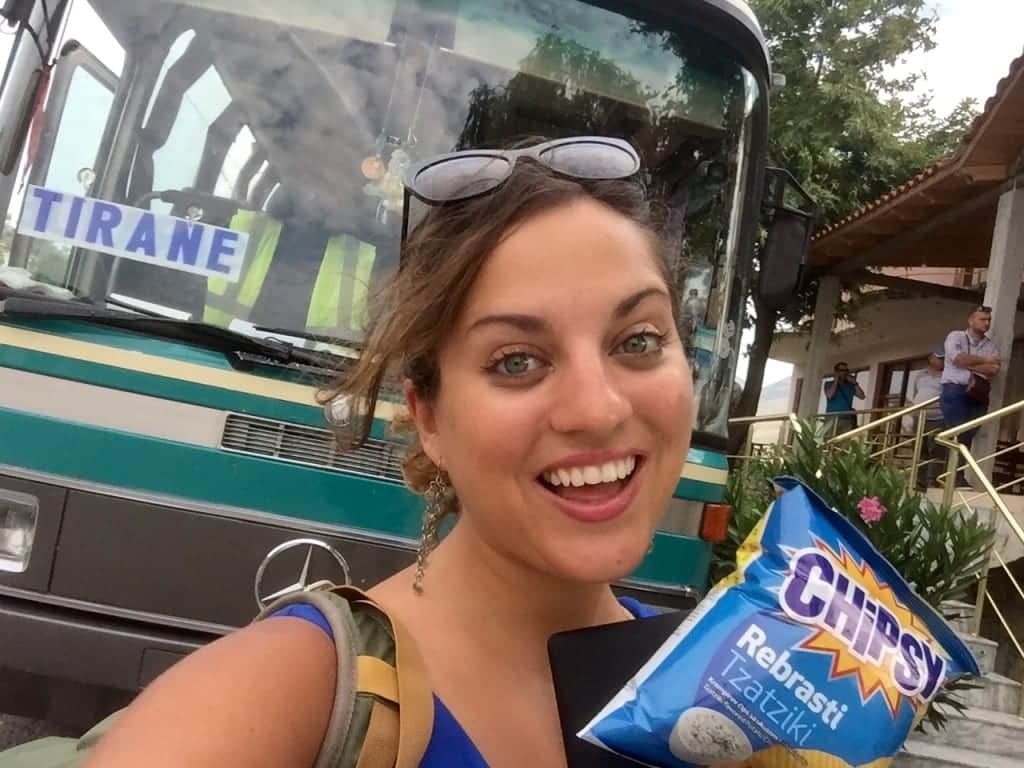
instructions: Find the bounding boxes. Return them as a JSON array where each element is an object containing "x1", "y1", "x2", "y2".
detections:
[{"x1": 0, "y1": 715, "x2": 78, "y2": 751}]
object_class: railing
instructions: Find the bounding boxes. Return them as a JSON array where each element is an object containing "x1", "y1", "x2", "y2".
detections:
[
  {"x1": 829, "y1": 397, "x2": 942, "y2": 476},
  {"x1": 730, "y1": 399, "x2": 944, "y2": 484},
  {"x1": 935, "y1": 400, "x2": 1024, "y2": 512},
  {"x1": 936, "y1": 402, "x2": 1024, "y2": 715}
]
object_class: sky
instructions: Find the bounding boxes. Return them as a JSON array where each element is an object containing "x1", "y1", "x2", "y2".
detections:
[
  {"x1": 2, "y1": 1, "x2": 1022, "y2": 388},
  {"x1": 911, "y1": 0, "x2": 1024, "y2": 116}
]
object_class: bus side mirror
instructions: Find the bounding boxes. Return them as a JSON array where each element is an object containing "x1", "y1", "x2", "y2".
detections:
[
  {"x1": 5, "y1": 41, "x2": 118, "y2": 272},
  {"x1": 0, "y1": 0, "x2": 68, "y2": 174},
  {"x1": 1, "y1": 1, "x2": 33, "y2": 22},
  {"x1": 757, "y1": 167, "x2": 817, "y2": 311},
  {"x1": 0, "y1": 46, "x2": 45, "y2": 176}
]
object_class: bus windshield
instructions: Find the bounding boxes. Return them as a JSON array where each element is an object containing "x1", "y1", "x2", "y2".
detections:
[{"x1": 2, "y1": 0, "x2": 763, "y2": 440}]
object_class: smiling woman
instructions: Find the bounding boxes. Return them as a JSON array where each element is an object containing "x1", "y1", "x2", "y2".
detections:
[
  {"x1": 329, "y1": 148, "x2": 691, "y2": 760},
  {"x1": 443, "y1": 206, "x2": 689, "y2": 565},
  {"x1": 79, "y1": 144, "x2": 695, "y2": 768},
  {"x1": 0, "y1": 0, "x2": 798, "y2": 762},
  {"x1": 329, "y1": 149, "x2": 690, "y2": 589}
]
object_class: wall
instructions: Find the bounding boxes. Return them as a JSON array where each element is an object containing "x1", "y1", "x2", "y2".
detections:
[
  {"x1": 773, "y1": 295, "x2": 1021, "y2": 368},
  {"x1": 774, "y1": 295, "x2": 1024, "y2": 418}
]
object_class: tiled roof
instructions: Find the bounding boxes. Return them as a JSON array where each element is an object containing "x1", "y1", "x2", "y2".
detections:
[
  {"x1": 810, "y1": 49, "x2": 1024, "y2": 269},
  {"x1": 959, "y1": 50, "x2": 1024, "y2": 148},
  {"x1": 813, "y1": 162, "x2": 952, "y2": 240}
]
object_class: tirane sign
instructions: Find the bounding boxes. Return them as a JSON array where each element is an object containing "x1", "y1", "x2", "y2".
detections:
[{"x1": 18, "y1": 186, "x2": 249, "y2": 282}]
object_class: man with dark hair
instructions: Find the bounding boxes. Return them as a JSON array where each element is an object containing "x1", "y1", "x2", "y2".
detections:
[
  {"x1": 824, "y1": 362, "x2": 865, "y2": 435},
  {"x1": 941, "y1": 306, "x2": 1001, "y2": 486}
]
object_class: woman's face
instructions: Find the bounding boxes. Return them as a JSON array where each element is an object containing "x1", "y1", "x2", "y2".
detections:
[{"x1": 410, "y1": 198, "x2": 693, "y2": 584}]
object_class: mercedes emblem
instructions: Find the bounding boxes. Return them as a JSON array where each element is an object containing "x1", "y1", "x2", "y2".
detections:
[{"x1": 254, "y1": 538, "x2": 351, "y2": 609}]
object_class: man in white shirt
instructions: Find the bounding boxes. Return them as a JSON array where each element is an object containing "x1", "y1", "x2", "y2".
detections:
[
  {"x1": 910, "y1": 348, "x2": 944, "y2": 487},
  {"x1": 941, "y1": 306, "x2": 1001, "y2": 485}
]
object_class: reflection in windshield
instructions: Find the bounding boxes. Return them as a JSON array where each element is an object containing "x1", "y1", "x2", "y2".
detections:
[{"x1": 3, "y1": 0, "x2": 761, "y2": 439}]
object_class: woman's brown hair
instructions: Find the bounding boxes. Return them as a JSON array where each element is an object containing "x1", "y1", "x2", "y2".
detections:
[{"x1": 320, "y1": 158, "x2": 677, "y2": 520}]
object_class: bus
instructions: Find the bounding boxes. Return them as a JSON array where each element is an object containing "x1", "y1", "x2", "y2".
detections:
[{"x1": 0, "y1": 0, "x2": 812, "y2": 729}]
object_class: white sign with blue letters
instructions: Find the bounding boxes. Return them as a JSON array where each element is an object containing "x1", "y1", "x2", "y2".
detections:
[{"x1": 18, "y1": 186, "x2": 249, "y2": 283}]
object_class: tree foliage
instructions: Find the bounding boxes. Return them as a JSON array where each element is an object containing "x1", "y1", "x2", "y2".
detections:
[
  {"x1": 754, "y1": 0, "x2": 974, "y2": 224},
  {"x1": 734, "y1": 0, "x2": 981, "y2": 441}
]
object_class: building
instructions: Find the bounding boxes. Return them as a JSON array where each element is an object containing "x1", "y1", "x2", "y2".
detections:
[
  {"x1": 772, "y1": 50, "x2": 1024, "y2": 454},
  {"x1": 767, "y1": 51, "x2": 1024, "y2": 698}
]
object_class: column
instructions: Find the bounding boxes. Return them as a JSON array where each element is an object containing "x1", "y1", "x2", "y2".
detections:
[
  {"x1": 797, "y1": 274, "x2": 841, "y2": 418},
  {"x1": 972, "y1": 187, "x2": 1024, "y2": 475}
]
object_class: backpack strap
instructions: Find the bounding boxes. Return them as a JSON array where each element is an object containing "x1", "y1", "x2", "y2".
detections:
[
  {"x1": 330, "y1": 586, "x2": 434, "y2": 768},
  {"x1": 255, "y1": 585, "x2": 434, "y2": 768},
  {"x1": 256, "y1": 588, "x2": 361, "y2": 766}
]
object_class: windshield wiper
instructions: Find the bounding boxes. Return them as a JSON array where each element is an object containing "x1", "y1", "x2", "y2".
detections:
[
  {"x1": 103, "y1": 294, "x2": 182, "y2": 319},
  {"x1": 252, "y1": 324, "x2": 364, "y2": 350},
  {"x1": 0, "y1": 291, "x2": 349, "y2": 375}
]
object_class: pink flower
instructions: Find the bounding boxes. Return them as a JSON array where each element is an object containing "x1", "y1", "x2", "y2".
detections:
[{"x1": 858, "y1": 496, "x2": 887, "y2": 524}]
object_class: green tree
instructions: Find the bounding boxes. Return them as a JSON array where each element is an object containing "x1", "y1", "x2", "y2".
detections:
[{"x1": 732, "y1": 0, "x2": 979, "y2": 448}]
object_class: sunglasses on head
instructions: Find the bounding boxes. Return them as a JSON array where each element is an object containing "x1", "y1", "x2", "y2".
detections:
[
  {"x1": 973, "y1": 305, "x2": 992, "y2": 314},
  {"x1": 402, "y1": 136, "x2": 641, "y2": 205}
]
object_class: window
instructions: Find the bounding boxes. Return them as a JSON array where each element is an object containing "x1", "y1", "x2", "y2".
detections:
[{"x1": 7, "y1": 0, "x2": 765, "y2": 442}]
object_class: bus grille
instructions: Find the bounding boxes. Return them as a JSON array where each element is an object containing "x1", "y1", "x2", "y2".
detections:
[{"x1": 220, "y1": 414, "x2": 405, "y2": 483}]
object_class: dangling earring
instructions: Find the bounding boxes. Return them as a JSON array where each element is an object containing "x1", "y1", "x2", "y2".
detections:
[{"x1": 414, "y1": 469, "x2": 448, "y2": 594}]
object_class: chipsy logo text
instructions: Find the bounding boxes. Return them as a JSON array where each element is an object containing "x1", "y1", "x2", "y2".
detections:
[{"x1": 780, "y1": 543, "x2": 946, "y2": 714}]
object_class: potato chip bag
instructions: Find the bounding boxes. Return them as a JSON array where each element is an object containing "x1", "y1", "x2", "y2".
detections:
[{"x1": 580, "y1": 477, "x2": 980, "y2": 767}]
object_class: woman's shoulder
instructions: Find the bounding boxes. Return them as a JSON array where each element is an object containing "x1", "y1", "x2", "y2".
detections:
[{"x1": 85, "y1": 616, "x2": 336, "y2": 767}]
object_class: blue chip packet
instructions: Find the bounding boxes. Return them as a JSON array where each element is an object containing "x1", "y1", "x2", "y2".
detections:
[{"x1": 580, "y1": 477, "x2": 980, "y2": 768}]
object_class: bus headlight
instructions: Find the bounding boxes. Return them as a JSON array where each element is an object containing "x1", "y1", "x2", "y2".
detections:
[{"x1": 0, "y1": 490, "x2": 38, "y2": 573}]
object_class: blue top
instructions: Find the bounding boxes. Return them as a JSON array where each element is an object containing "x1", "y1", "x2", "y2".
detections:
[
  {"x1": 824, "y1": 379, "x2": 855, "y2": 413},
  {"x1": 274, "y1": 597, "x2": 659, "y2": 767}
]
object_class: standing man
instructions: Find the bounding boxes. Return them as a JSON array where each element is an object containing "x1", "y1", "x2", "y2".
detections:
[
  {"x1": 909, "y1": 347, "x2": 945, "y2": 488},
  {"x1": 824, "y1": 362, "x2": 865, "y2": 435},
  {"x1": 941, "y1": 305, "x2": 1001, "y2": 486}
]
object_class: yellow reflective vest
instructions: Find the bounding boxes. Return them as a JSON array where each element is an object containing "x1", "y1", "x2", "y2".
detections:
[{"x1": 204, "y1": 210, "x2": 375, "y2": 338}]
